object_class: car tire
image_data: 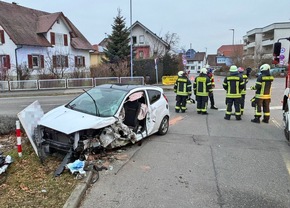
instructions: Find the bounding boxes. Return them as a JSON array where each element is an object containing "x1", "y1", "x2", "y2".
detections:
[{"x1": 157, "y1": 116, "x2": 169, "y2": 135}]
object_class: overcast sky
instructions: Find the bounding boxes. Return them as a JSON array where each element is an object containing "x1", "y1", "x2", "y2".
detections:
[{"x1": 2, "y1": 0, "x2": 290, "y2": 54}]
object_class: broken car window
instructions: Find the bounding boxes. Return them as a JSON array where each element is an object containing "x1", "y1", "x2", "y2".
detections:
[{"x1": 66, "y1": 88, "x2": 127, "y2": 117}]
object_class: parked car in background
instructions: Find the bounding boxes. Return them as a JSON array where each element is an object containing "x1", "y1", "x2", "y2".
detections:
[
  {"x1": 18, "y1": 84, "x2": 170, "y2": 174},
  {"x1": 256, "y1": 67, "x2": 287, "y2": 77}
]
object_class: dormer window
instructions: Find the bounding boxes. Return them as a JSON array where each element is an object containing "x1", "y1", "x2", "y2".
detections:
[
  {"x1": 0, "y1": 30, "x2": 5, "y2": 44},
  {"x1": 50, "y1": 32, "x2": 68, "y2": 46}
]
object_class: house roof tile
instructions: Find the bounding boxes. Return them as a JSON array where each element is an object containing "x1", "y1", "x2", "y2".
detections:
[
  {"x1": 0, "y1": 1, "x2": 92, "y2": 50},
  {"x1": 217, "y1": 44, "x2": 243, "y2": 57}
]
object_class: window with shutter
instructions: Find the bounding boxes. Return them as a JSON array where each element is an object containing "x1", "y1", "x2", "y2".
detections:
[
  {"x1": 0, "y1": 55, "x2": 10, "y2": 69},
  {"x1": 53, "y1": 55, "x2": 56, "y2": 68},
  {"x1": 53, "y1": 55, "x2": 68, "y2": 68},
  {"x1": 40, "y1": 55, "x2": 44, "y2": 68},
  {"x1": 75, "y1": 56, "x2": 85, "y2": 67},
  {"x1": 64, "y1": 34, "x2": 68, "y2": 46},
  {"x1": 50, "y1": 32, "x2": 55, "y2": 45},
  {"x1": 0, "y1": 30, "x2": 5, "y2": 44},
  {"x1": 28, "y1": 55, "x2": 33, "y2": 68},
  {"x1": 28, "y1": 55, "x2": 43, "y2": 69}
]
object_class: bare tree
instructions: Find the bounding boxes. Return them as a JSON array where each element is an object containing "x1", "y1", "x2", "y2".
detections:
[{"x1": 163, "y1": 32, "x2": 180, "y2": 54}]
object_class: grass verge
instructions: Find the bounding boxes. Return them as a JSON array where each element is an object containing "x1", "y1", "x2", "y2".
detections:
[{"x1": 0, "y1": 138, "x2": 78, "y2": 208}]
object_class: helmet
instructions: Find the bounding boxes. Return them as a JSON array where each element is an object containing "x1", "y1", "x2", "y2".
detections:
[
  {"x1": 229, "y1": 65, "x2": 238, "y2": 72},
  {"x1": 200, "y1": 68, "x2": 207, "y2": 74},
  {"x1": 238, "y1": 67, "x2": 244, "y2": 73},
  {"x1": 208, "y1": 68, "x2": 213, "y2": 73},
  {"x1": 178, "y1": 71, "x2": 184, "y2": 76},
  {"x1": 205, "y1": 64, "x2": 210, "y2": 69},
  {"x1": 260, "y1": 64, "x2": 270, "y2": 71}
]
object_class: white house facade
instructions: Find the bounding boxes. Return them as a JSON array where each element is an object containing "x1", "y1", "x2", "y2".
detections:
[
  {"x1": 0, "y1": 1, "x2": 93, "y2": 80},
  {"x1": 129, "y1": 21, "x2": 169, "y2": 59}
]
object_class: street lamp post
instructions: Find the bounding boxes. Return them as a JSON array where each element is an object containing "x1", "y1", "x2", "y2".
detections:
[
  {"x1": 130, "y1": 0, "x2": 133, "y2": 77},
  {"x1": 230, "y1": 29, "x2": 235, "y2": 45}
]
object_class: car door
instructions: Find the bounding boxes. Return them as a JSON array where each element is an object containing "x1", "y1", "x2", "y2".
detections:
[{"x1": 145, "y1": 89, "x2": 164, "y2": 134}]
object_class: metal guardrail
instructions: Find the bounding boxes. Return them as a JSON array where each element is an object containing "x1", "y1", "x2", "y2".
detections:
[{"x1": 0, "y1": 76, "x2": 145, "y2": 91}]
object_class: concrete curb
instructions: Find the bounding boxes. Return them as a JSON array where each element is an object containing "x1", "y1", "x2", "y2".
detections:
[{"x1": 63, "y1": 171, "x2": 93, "y2": 208}]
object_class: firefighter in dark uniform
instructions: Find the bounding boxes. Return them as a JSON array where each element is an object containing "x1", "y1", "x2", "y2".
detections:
[
  {"x1": 193, "y1": 68, "x2": 212, "y2": 114},
  {"x1": 250, "y1": 64, "x2": 274, "y2": 123},
  {"x1": 206, "y1": 65, "x2": 218, "y2": 110},
  {"x1": 238, "y1": 67, "x2": 248, "y2": 115},
  {"x1": 223, "y1": 65, "x2": 244, "y2": 120},
  {"x1": 174, "y1": 71, "x2": 192, "y2": 113}
]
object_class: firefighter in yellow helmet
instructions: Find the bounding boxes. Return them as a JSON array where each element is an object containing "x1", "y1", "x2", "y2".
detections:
[
  {"x1": 250, "y1": 64, "x2": 274, "y2": 123},
  {"x1": 174, "y1": 71, "x2": 192, "y2": 113},
  {"x1": 193, "y1": 68, "x2": 212, "y2": 114},
  {"x1": 223, "y1": 65, "x2": 244, "y2": 120},
  {"x1": 238, "y1": 67, "x2": 248, "y2": 115}
]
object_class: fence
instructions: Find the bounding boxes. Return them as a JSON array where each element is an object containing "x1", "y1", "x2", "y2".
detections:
[{"x1": 0, "y1": 76, "x2": 144, "y2": 91}]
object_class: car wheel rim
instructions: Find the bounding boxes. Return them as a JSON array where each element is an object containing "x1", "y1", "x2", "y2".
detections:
[{"x1": 161, "y1": 117, "x2": 169, "y2": 133}]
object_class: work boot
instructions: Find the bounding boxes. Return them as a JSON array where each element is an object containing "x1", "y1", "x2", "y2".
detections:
[
  {"x1": 262, "y1": 116, "x2": 269, "y2": 123},
  {"x1": 251, "y1": 117, "x2": 260, "y2": 123},
  {"x1": 236, "y1": 115, "x2": 242, "y2": 120},
  {"x1": 175, "y1": 109, "x2": 180, "y2": 113},
  {"x1": 202, "y1": 112, "x2": 208, "y2": 115},
  {"x1": 197, "y1": 111, "x2": 201, "y2": 114},
  {"x1": 224, "y1": 115, "x2": 230, "y2": 120},
  {"x1": 181, "y1": 110, "x2": 186, "y2": 113},
  {"x1": 211, "y1": 105, "x2": 218, "y2": 110}
]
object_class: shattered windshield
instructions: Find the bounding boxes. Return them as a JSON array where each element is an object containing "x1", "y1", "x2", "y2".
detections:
[{"x1": 66, "y1": 87, "x2": 127, "y2": 117}]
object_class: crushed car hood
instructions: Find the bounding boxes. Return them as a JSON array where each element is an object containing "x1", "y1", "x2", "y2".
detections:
[{"x1": 39, "y1": 105, "x2": 116, "y2": 134}]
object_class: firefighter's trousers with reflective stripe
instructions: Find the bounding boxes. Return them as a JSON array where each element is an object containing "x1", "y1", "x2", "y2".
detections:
[
  {"x1": 240, "y1": 94, "x2": 246, "y2": 114},
  {"x1": 225, "y1": 97, "x2": 241, "y2": 116},
  {"x1": 175, "y1": 95, "x2": 187, "y2": 112},
  {"x1": 254, "y1": 98, "x2": 271, "y2": 120},
  {"x1": 196, "y1": 95, "x2": 208, "y2": 113}
]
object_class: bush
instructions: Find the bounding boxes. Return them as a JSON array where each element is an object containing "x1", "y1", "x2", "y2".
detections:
[{"x1": 0, "y1": 116, "x2": 17, "y2": 135}]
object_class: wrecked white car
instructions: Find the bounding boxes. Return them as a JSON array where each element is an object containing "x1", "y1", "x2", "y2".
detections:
[{"x1": 18, "y1": 84, "x2": 169, "y2": 174}]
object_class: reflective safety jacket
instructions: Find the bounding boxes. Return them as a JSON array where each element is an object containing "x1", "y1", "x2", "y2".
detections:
[
  {"x1": 252, "y1": 72, "x2": 274, "y2": 99},
  {"x1": 207, "y1": 72, "x2": 215, "y2": 87},
  {"x1": 193, "y1": 74, "x2": 212, "y2": 96},
  {"x1": 174, "y1": 75, "x2": 192, "y2": 96},
  {"x1": 223, "y1": 73, "x2": 244, "y2": 98},
  {"x1": 240, "y1": 74, "x2": 248, "y2": 95}
]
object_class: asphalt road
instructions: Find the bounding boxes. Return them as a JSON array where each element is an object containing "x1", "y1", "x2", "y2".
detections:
[
  {"x1": 78, "y1": 76, "x2": 290, "y2": 208},
  {"x1": 1, "y1": 76, "x2": 289, "y2": 208}
]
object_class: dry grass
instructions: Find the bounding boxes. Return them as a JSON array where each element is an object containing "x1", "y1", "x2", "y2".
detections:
[{"x1": 0, "y1": 137, "x2": 78, "y2": 208}]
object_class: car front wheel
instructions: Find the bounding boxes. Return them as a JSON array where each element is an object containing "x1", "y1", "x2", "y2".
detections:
[{"x1": 157, "y1": 116, "x2": 169, "y2": 135}]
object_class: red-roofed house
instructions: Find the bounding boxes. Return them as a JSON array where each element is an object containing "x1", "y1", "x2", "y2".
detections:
[
  {"x1": 0, "y1": 1, "x2": 93, "y2": 80},
  {"x1": 216, "y1": 44, "x2": 243, "y2": 66}
]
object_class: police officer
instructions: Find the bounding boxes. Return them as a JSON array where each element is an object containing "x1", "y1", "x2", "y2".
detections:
[
  {"x1": 174, "y1": 71, "x2": 192, "y2": 113},
  {"x1": 250, "y1": 64, "x2": 274, "y2": 123},
  {"x1": 193, "y1": 68, "x2": 212, "y2": 114},
  {"x1": 238, "y1": 67, "x2": 248, "y2": 115},
  {"x1": 223, "y1": 65, "x2": 244, "y2": 120},
  {"x1": 206, "y1": 65, "x2": 218, "y2": 110}
]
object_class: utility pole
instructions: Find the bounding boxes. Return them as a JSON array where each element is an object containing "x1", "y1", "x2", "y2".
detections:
[
  {"x1": 130, "y1": 0, "x2": 133, "y2": 77},
  {"x1": 229, "y1": 29, "x2": 235, "y2": 45}
]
